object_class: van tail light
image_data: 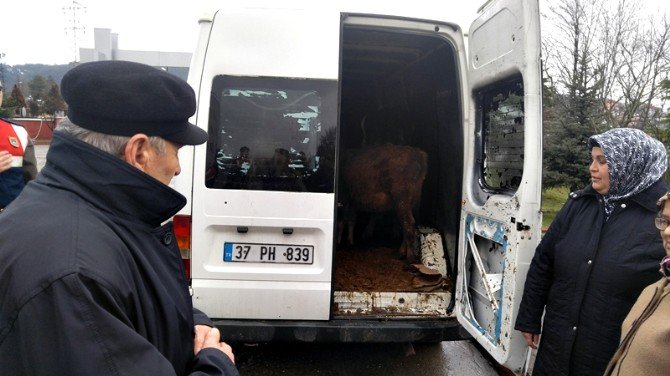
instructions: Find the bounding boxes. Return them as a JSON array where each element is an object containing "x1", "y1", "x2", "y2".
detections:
[{"x1": 173, "y1": 215, "x2": 192, "y2": 280}]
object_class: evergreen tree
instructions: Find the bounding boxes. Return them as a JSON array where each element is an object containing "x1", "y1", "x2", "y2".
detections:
[
  {"x1": 542, "y1": 94, "x2": 593, "y2": 190},
  {"x1": 2, "y1": 84, "x2": 28, "y2": 117},
  {"x1": 27, "y1": 75, "x2": 48, "y2": 100},
  {"x1": 541, "y1": 0, "x2": 604, "y2": 189},
  {"x1": 26, "y1": 75, "x2": 60, "y2": 116},
  {"x1": 43, "y1": 83, "x2": 66, "y2": 115}
]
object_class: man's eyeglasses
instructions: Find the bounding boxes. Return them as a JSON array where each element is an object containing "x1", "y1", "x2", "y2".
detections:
[{"x1": 655, "y1": 216, "x2": 670, "y2": 231}]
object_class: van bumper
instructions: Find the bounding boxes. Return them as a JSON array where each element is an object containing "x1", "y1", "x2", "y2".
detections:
[{"x1": 213, "y1": 317, "x2": 470, "y2": 343}]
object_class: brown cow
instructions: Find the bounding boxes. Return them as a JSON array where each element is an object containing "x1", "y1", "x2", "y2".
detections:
[{"x1": 339, "y1": 143, "x2": 428, "y2": 262}]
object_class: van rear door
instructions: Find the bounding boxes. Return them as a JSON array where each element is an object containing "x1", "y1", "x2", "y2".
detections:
[
  {"x1": 188, "y1": 8, "x2": 340, "y2": 321},
  {"x1": 455, "y1": 0, "x2": 542, "y2": 373}
]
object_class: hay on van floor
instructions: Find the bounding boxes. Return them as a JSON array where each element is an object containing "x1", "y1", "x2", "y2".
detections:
[{"x1": 333, "y1": 247, "x2": 451, "y2": 292}]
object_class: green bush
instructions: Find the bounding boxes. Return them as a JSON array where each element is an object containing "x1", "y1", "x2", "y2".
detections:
[{"x1": 541, "y1": 186, "x2": 570, "y2": 229}]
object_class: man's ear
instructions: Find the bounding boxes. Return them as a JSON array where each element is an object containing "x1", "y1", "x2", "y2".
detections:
[{"x1": 123, "y1": 134, "x2": 151, "y2": 171}]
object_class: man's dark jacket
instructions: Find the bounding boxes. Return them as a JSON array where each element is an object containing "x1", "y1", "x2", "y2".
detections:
[
  {"x1": 515, "y1": 181, "x2": 667, "y2": 376},
  {"x1": 0, "y1": 132, "x2": 238, "y2": 375}
]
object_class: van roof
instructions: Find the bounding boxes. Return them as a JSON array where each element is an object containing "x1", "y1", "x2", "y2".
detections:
[{"x1": 197, "y1": 1, "x2": 481, "y2": 26}]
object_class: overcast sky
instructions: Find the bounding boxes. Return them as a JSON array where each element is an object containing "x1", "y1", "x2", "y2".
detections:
[
  {"x1": 1, "y1": 0, "x2": 668, "y2": 66},
  {"x1": 0, "y1": 0, "x2": 482, "y2": 66}
]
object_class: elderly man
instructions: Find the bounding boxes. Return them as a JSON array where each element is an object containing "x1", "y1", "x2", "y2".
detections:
[{"x1": 0, "y1": 61, "x2": 238, "y2": 375}]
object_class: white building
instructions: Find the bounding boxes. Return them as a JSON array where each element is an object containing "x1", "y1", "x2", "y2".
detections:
[{"x1": 79, "y1": 28, "x2": 191, "y2": 75}]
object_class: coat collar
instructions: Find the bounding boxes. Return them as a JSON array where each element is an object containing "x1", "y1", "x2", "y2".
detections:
[
  {"x1": 39, "y1": 132, "x2": 186, "y2": 227},
  {"x1": 570, "y1": 179, "x2": 668, "y2": 213}
]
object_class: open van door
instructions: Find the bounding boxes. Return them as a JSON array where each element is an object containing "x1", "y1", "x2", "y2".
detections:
[{"x1": 455, "y1": 0, "x2": 542, "y2": 373}]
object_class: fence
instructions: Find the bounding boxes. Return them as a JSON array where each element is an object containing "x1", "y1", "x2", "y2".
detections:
[{"x1": 10, "y1": 117, "x2": 62, "y2": 144}]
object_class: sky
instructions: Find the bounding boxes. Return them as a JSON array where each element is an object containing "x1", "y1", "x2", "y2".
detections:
[
  {"x1": 0, "y1": 0, "x2": 483, "y2": 66},
  {"x1": 2, "y1": 0, "x2": 668, "y2": 67}
]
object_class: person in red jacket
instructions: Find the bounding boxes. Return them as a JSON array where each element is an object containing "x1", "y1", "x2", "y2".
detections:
[{"x1": 0, "y1": 117, "x2": 37, "y2": 211}]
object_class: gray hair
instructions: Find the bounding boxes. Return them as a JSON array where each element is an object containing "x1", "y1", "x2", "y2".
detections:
[{"x1": 55, "y1": 118, "x2": 166, "y2": 158}]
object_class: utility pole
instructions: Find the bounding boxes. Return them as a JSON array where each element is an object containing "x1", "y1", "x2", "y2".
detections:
[
  {"x1": 0, "y1": 52, "x2": 5, "y2": 86},
  {"x1": 62, "y1": 1, "x2": 87, "y2": 63}
]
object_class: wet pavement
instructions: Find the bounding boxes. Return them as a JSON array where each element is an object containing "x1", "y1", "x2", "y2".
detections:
[{"x1": 233, "y1": 340, "x2": 500, "y2": 375}]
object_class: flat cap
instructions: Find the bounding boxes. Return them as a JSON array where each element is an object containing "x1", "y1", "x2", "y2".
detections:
[{"x1": 61, "y1": 60, "x2": 208, "y2": 145}]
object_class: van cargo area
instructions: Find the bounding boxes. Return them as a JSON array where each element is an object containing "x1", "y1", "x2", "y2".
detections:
[{"x1": 333, "y1": 23, "x2": 463, "y2": 318}]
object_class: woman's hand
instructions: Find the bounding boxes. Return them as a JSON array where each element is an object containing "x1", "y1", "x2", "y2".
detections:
[{"x1": 522, "y1": 332, "x2": 540, "y2": 349}]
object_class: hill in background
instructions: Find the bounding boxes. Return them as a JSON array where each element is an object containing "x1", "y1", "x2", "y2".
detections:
[
  {"x1": 1, "y1": 64, "x2": 73, "y2": 94},
  {"x1": 0, "y1": 63, "x2": 188, "y2": 96}
]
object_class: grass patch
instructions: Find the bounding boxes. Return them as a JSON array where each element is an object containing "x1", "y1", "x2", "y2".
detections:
[{"x1": 541, "y1": 186, "x2": 570, "y2": 229}]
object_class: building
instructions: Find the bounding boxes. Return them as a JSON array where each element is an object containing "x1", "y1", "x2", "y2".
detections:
[{"x1": 79, "y1": 28, "x2": 191, "y2": 80}]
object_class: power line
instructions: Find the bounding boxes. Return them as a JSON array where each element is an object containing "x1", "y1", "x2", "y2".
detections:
[{"x1": 62, "y1": 0, "x2": 87, "y2": 63}]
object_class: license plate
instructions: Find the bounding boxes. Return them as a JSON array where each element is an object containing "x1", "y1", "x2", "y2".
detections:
[{"x1": 223, "y1": 242, "x2": 314, "y2": 264}]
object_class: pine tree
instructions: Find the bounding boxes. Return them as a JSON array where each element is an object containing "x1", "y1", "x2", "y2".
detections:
[{"x1": 43, "y1": 83, "x2": 66, "y2": 116}]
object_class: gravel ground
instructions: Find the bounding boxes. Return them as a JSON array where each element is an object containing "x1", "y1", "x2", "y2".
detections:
[{"x1": 34, "y1": 143, "x2": 49, "y2": 172}]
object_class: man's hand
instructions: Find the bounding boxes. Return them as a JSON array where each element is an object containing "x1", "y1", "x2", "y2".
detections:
[
  {"x1": 194, "y1": 325, "x2": 210, "y2": 355},
  {"x1": 0, "y1": 151, "x2": 13, "y2": 173},
  {"x1": 522, "y1": 331, "x2": 540, "y2": 349},
  {"x1": 194, "y1": 325, "x2": 235, "y2": 364}
]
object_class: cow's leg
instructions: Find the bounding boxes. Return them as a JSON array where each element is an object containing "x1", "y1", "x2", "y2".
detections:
[
  {"x1": 395, "y1": 199, "x2": 417, "y2": 262},
  {"x1": 338, "y1": 204, "x2": 357, "y2": 246},
  {"x1": 336, "y1": 218, "x2": 355, "y2": 246},
  {"x1": 361, "y1": 212, "x2": 380, "y2": 240}
]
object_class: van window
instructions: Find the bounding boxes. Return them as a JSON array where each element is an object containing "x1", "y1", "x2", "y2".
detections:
[
  {"x1": 205, "y1": 76, "x2": 338, "y2": 193},
  {"x1": 477, "y1": 76, "x2": 525, "y2": 191}
]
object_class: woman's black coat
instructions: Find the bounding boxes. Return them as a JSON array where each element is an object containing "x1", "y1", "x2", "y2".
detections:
[{"x1": 515, "y1": 180, "x2": 667, "y2": 376}]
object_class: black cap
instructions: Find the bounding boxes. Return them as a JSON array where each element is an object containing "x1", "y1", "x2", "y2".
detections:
[{"x1": 60, "y1": 60, "x2": 208, "y2": 145}]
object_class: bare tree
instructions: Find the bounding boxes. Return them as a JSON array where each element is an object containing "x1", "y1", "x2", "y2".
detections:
[
  {"x1": 543, "y1": 0, "x2": 669, "y2": 129},
  {"x1": 612, "y1": 7, "x2": 669, "y2": 129},
  {"x1": 541, "y1": 0, "x2": 670, "y2": 188}
]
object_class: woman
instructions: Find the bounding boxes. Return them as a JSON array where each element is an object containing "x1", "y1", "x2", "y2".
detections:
[
  {"x1": 604, "y1": 192, "x2": 670, "y2": 375},
  {"x1": 514, "y1": 128, "x2": 668, "y2": 376}
]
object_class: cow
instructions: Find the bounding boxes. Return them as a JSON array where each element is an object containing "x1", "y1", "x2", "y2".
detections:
[{"x1": 338, "y1": 143, "x2": 428, "y2": 262}]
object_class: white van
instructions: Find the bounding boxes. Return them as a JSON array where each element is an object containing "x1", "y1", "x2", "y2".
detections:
[{"x1": 173, "y1": 0, "x2": 542, "y2": 373}]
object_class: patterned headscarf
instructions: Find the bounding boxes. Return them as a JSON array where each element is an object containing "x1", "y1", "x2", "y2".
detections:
[{"x1": 588, "y1": 128, "x2": 668, "y2": 220}]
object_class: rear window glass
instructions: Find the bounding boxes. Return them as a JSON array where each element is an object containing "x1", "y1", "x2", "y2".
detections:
[
  {"x1": 477, "y1": 76, "x2": 525, "y2": 192},
  {"x1": 205, "y1": 76, "x2": 338, "y2": 193}
]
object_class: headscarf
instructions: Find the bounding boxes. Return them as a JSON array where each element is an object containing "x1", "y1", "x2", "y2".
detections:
[{"x1": 588, "y1": 128, "x2": 668, "y2": 220}]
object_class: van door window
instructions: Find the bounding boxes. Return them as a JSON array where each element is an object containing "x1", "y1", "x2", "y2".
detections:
[
  {"x1": 205, "y1": 76, "x2": 338, "y2": 193},
  {"x1": 477, "y1": 76, "x2": 525, "y2": 192}
]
